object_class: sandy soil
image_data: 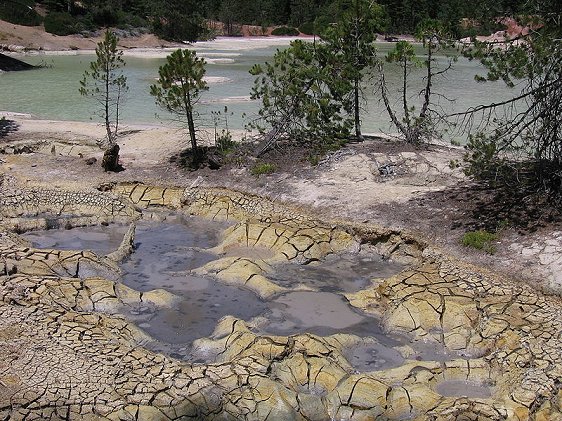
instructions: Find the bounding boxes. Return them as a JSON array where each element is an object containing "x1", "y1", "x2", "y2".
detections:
[
  {"x1": 1, "y1": 114, "x2": 561, "y2": 297},
  {"x1": 0, "y1": 19, "x2": 182, "y2": 51},
  {"x1": 0, "y1": 19, "x2": 311, "y2": 54}
]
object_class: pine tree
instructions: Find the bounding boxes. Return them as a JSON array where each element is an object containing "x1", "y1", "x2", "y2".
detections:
[{"x1": 79, "y1": 30, "x2": 128, "y2": 172}]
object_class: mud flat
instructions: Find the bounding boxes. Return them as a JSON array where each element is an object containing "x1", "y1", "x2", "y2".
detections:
[{"x1": 0, "y1": 182, "x2": 560, "y2": 420}]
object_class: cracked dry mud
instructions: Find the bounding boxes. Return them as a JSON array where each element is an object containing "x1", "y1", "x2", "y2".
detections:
[{"x1": 0, "y1": 182, "x2": 561, "y2": 421}]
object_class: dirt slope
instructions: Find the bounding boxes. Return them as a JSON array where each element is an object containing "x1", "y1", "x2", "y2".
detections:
[{"x1": 0, "y1": 19, "x2": 181, "y2": 51}]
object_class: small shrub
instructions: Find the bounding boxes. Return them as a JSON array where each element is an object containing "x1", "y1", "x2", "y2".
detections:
[
  {"x1": 212, "y1": 107, "x2": 237, "y2": 154},
  {"x1": 215, "y1": 130, "x2": 237, "y2": 154},
  {"x1": 251, "y1": 162, "x2": 276, "y2": 176},
  {"x1": 461, "y1": 230, "x2": 497, "y2": 254},
  {"x1": 308, "y1": 154, "x2": 320, "y2": 166},
  {"x1": 44, "y1": 12, "x2": 78, "y2": 35},
  {"x1": 271, "y1": 26, "x2": 299, "y2": 36},
  {"x1": 497, "y1": 219, "x2": 509, "y2": 231}
]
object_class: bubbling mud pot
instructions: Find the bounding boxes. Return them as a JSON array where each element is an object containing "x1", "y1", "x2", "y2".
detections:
[{"x1": 0, "y1": 183, "x2": 561, "y2": 420}]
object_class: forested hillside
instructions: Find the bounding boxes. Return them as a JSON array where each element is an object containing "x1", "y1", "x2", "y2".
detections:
[{"x1": 1, "y1": 0, "x2": 528, "y2": 42}]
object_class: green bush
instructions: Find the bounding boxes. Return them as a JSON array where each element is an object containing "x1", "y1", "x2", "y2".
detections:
[
  {"x1": 271, "y1": 26, "x2": 300, "y2": 36},
  {"x1": 215, "y1": 130, "x2": 237, "y2": 154},
  {"x1": 298, "y1": 22, "x2": 316, "y2": 35},
  {"x1": 118, "y1": 14, "x2": 149, "y2": 29},
  {"x1": 44, "y1": 12, "x2": 79, "y2": 35},
  {"x1": 0, "y1": 1, "x2": 42, "y2": 26},
  {"x1": 461, "y1": 230, "x2": 497, "y2": 254},
  {"x1": 151, "y1": 12, "x2": 206, "y2": 42},
  {"x1": 251, "y1": 163, "x2": 276, "y2": 176}
]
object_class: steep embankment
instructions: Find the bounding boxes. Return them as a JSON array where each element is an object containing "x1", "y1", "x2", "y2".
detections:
[{"x1": 0, "y1": 52, "x2": 35, "y2": 71}]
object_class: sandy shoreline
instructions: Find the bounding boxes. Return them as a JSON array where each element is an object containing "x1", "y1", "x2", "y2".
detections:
[
  {"x1": 0, "y1": 112, "x2": 401, "y2": 145},
  {"x1": 5, "y1": 36, "x2": 417, "y2": 58},
  {"x1": 0, "y1": 16, "x2": 314, "y2": 54},
  {"x1": 3, "y1": 36, "x2": 310, "y2": 58}
]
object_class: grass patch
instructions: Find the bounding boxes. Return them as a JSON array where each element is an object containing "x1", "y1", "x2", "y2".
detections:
[
  {"x1": 251, "y1": 162, "x2": 276, "y2": 176},
  {"x1": 461, "y1": 230, "x2": 498, "y2": 254}
]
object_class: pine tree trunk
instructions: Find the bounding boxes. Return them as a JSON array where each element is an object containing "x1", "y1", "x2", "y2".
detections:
[{"x1": 354, "y1": 78, "x2": 363, "y2": 141}]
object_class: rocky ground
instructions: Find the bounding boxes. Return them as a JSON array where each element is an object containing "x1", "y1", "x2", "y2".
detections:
[{"x1": 0, "y1": 176, "x2": 561, "y2": 420}]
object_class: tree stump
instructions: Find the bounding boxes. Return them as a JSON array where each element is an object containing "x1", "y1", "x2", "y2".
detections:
[{"x1": 102, "y1": 144, "x2": 120, "y2": 172}]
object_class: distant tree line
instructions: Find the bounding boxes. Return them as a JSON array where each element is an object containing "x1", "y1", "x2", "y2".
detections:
[
  {"x1": 1, "y1": 0, "x2": 531, "y2": 42},
  {"x1": 201, "y1": 0, "x2": 529, "y2": 37}
]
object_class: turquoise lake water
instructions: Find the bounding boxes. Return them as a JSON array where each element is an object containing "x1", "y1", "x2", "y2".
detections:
[{"x1": 0, "y1": 42, "x2": 517, "y2": 137}]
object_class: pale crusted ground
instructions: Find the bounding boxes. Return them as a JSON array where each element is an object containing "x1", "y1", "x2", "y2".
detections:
[
  {"x1": 1, "y1": 115, "x2": 561, "y2": 296},
  {"x1": 1, "y1": 182, "x2": 560, "y2": 420}
]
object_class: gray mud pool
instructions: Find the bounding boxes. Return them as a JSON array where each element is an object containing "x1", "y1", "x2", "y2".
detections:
[
  {"x1": 22, "y1": 212, "x2": 457, "y2": 369},
  {"x1": 22, "y1": 223, "x2": 129, "y2": 256},
  {"x1": 269, "y1": 248, "x2": 404, "y2": 293},
  {"x1": 435, "y1": 380, "x2": 493, "y2": 398}
]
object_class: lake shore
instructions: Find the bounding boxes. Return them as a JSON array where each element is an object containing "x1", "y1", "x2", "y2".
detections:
[
  {"x1": 4, "y1": 36, "x2": 308, "y2": 57},
  {"x1": 0, "y1": 17, "x2": 302, "y2": 54},
  {"x1": 1, "y1": 18, "x2": 415, "y2": 55}
]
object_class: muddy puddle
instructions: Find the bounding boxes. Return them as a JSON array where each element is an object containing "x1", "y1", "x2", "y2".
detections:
[
  {"x1": 343, "y1": 341, "x2": 405, "y2": 371},
  {"x1": 123, "y1": 274, "x2": 268, "y2": 346},
  {"x1": 22, "y1": 211, "x2": 459, "y2": 368},
  {"x1": 262, "y1": 291, "x2": 389, "y2": 338},
  {"x1": 21, "y1": 224, "x2": 129, "y2": 256},
  {"x1": 120, "y1": 214, "x2": 224, "y2": 289},
  {"x1": 270, "y1": 247, "x2": 405, "y2": 293},
  {"x1": 435, "y1": 380, "x2": 493, "y2": 398}
]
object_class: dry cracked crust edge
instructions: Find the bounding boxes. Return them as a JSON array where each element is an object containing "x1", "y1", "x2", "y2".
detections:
[{"x1": 0, "y1": 182, "x2": 560, "y2": 420}]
